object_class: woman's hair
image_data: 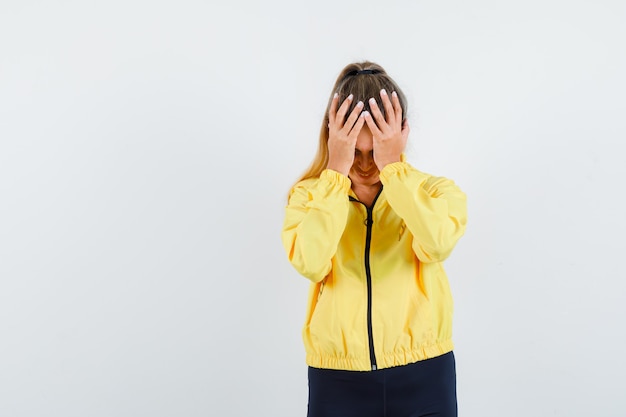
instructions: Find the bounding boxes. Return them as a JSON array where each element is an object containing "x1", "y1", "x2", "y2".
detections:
[{"x1": 293, "y1": 61, "x2": 408, "y2": 186}]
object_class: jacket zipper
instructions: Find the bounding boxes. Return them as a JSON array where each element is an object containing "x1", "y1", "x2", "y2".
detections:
[{"x1": 350, "y1": 187, "x2": 383, "y2": 371}]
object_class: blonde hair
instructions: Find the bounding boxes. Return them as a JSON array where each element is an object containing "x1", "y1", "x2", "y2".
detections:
[{"x1": 291, "y1": 61, "x2": 408, "y2": 190}]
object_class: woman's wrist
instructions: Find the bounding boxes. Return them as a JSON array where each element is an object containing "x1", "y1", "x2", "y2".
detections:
[
  {"x1": 326, "y1": 160, "x2": 350, "y2": 177},
  {"x1": 375, "y1": 156, "x2": 402, "y2": 171}
]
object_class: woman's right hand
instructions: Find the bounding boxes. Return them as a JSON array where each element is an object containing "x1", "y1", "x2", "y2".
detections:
[{"x1": 326, "y1": 93, "x2": 365, "y2": 176}]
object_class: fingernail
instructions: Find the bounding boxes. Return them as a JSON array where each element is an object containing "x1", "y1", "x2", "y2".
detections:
[
  {"x1": 348, "y1": 94, "x2": 354, "y2": 100},
  {"x1": 369, "y1": 98, "x2": 376, "y2": 105},
  {"x1": 380, "y1": 89, "x2": 387, "y2": 96},
  {"x1": 356, "y1": 101, "x2": 363, "y2": 108},
  {"x1": 333, "y1": 92, "x2": 338, "y2": 99},
  {"x1": 392, "y1": 91, "x2": 397, "y2": 97},
  {"x1": 361, "y1": 111, "x2": 370, "y2": 117}
]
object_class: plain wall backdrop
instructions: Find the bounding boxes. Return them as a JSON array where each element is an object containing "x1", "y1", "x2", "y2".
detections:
[{"x1": 1, "y1": 1, "x2": 625, "y2": 416}]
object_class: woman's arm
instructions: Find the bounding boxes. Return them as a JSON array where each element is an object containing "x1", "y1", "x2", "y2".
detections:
[
  {"x1": 281, "y1": 169, "x2": 351, "y2": 282},
  {"x1": 379, "y1": 162, "x2": 467, "y2": 263}
]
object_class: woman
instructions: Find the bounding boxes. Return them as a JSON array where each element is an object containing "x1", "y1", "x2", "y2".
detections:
[{"x1": 281, "y1": 61, "x2": 467, "y2": 417}]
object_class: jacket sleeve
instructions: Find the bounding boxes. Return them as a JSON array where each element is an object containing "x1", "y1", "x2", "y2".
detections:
[
  {"x1": 281, "y1": 169, "x2": 351, "y2": 282},
  {"x1": 379, "y1": 162, "x2": 467, "y2": 263}
]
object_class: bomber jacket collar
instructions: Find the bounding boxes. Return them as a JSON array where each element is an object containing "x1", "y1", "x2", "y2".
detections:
[{"x1": 348, "y1": 186, "x2": 387, "y2": 212}]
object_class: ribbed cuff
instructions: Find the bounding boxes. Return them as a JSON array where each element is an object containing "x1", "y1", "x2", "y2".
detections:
[
  {"x1": 320, "y1": 169, "x2": 352, "y2": 193},
  {"x1": 379, "y1": 161, "x2": 412, "y2": 182}
]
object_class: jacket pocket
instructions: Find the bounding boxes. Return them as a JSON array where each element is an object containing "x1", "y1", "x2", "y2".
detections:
[
  {"x1": 309, "y1": 278, "x2": 332, "y2": 338},
  {"x1": 317, "y1": 278, "x2": 326, "y2": 301}
]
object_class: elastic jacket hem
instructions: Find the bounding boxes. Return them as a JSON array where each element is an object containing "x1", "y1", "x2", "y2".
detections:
[{"x1": 306, "y1": 340, "x2": 454, "y2": 371}]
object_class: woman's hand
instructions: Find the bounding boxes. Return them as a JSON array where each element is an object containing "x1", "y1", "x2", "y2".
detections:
[
  {"x1": 363, "y1": 89, "x2": 410, "y2": 171},
  {"x1": 326, "y1": 93, "x2": 365, "y2": 176}
]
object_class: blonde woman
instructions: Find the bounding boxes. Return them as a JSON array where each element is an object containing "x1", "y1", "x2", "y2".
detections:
[{"x1": 282, "y1": 61, "x2": 467, "y2": 417}]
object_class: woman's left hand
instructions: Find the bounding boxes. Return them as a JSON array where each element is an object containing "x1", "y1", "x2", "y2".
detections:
[{"x1": 363, "y1": 89, "x2": 410, "y2": 171}]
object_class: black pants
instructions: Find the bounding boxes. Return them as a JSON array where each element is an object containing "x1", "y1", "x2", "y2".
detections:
[{"x1": 308, "y1": 351, "x2": 457, "y2": 417}]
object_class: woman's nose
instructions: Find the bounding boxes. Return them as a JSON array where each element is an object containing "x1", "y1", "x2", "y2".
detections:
[{"x1": 359, "y1": 154, "x2": 374, "y2": 169}]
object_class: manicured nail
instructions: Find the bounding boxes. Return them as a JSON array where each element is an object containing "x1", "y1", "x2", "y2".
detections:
[
  {"x1": 392, "y1": 91, "x2": 397, "y2": 97},
  {"x1": 333, "y1": 92, "x2": 338, "y2": 99},
  {"x1": 361, "y1": 111, "x2": 370, "y2": 117},
  {"x1": 348, "y1": 94, "x2": 354, "y2": 100},
  {"x1": 356, "y1": 101, "x2": 363, "y2": 108},
  {"x1": 369, "y1": 97, "x2": 377, "y2": 105},
  {"x1": 380, "y1": 89, "x2": 387, "y2": 96}
]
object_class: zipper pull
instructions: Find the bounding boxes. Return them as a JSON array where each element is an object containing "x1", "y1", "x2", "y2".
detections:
[{"x1": 398, "y1": 222, "x2": 406, "y2": 241}]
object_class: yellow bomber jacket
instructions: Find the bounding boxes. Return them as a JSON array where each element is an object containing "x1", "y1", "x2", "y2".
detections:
[{"x1": 281, "y1": 162, "x2": 467, "y2": 371}]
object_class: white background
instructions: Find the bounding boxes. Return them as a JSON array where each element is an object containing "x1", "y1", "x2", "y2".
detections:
[{"x1": 1, "y1": 1, "x2": 625, "y2": 416}]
